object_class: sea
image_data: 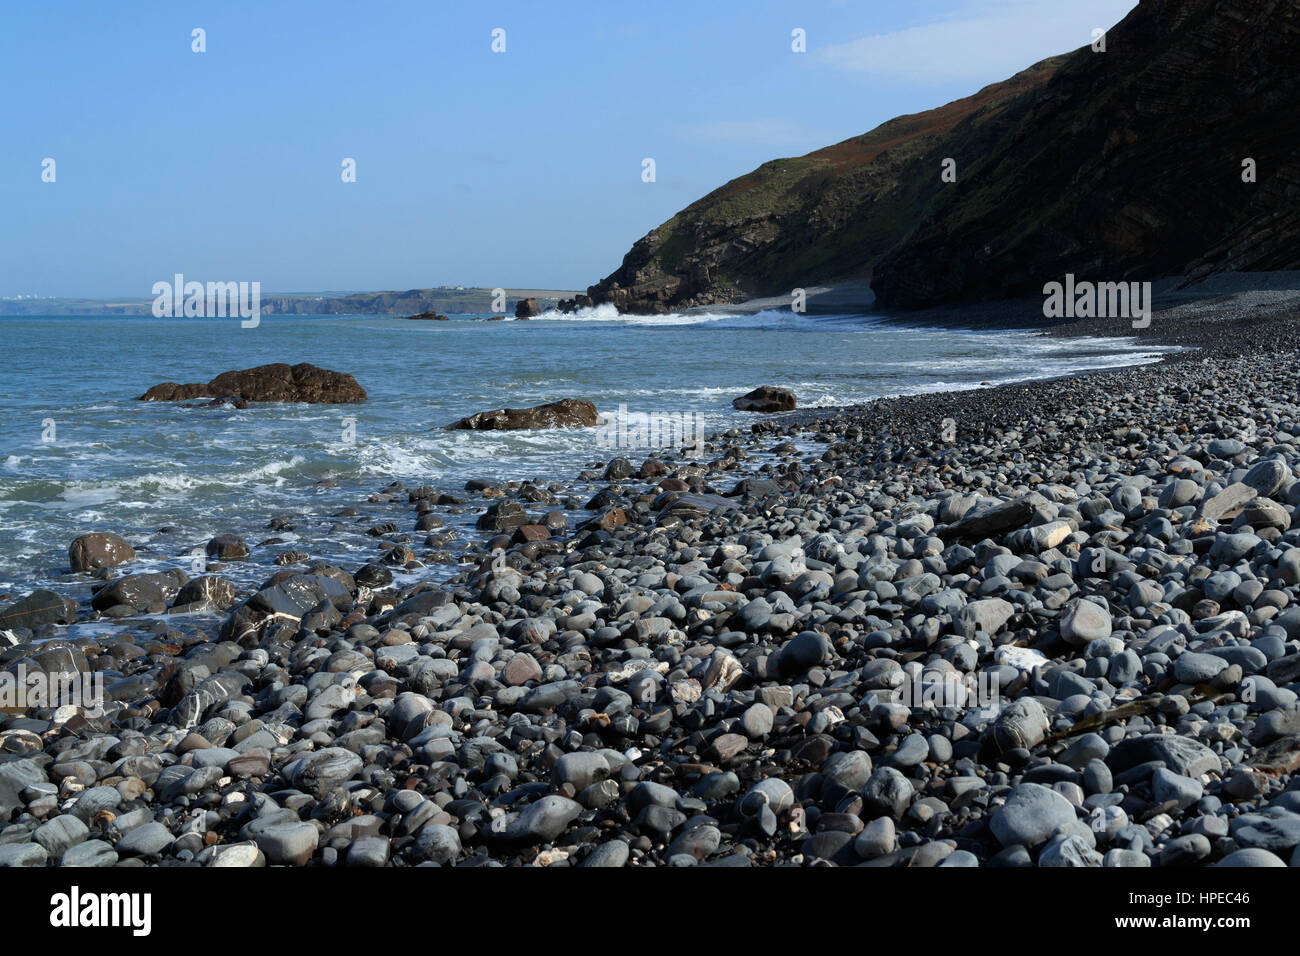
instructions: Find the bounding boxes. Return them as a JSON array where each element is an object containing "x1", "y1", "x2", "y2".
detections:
[{"x1": 0, "y1": 306, "x2": 1174, "y2": 613}]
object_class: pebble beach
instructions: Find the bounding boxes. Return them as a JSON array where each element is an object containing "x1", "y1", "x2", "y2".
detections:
[{"x1": 5, "y1": 288, "x2": 1300, "y2": 869}]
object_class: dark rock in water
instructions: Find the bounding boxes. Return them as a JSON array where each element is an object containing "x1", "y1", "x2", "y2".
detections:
[
  {"x1": 90, "y1": 570, "x2": 186, "y2": 612},
  {"x1": 195, "y1": 393, "x2": 248, "y2": 409},
  {"x1": 604, "y1": 457, "x2": 635, "y2": 480},
  {"x1": 354, "y1": 564, "x2": 392, "y2": 588},
  {"x1": 446, "y1": 398, "x2": 599, "y2": 431},
  {"x1": 139, "y1": 363, "x2": 366, "y2": 404},
  {"x1": 477, "y1": 500, "x2": 528, "y2": 531},
  {"x1": 555, "y1": 293, "x2": 594, "y2": 314},
  {"x1": 733, "y1": 386, "x2": 796, "y2": 413},
  {"x1": 173, "y1": 575, "x2": 237, "y2": 610},
  {"x1": 0, "y1": 589, "x2": 78, "y2": 630},
  {"x1": 404, "y1": 310, "x2": 449, "y2": 321},
  {"x1": 68, "y1": 532, "x2": 136, "y2": 573},
  {"x1": 206, "y1": 534, "x2": 250, "y2": 560},
  {"x1": 514, "y1": 297, "x2": 541, "y2": 319}
]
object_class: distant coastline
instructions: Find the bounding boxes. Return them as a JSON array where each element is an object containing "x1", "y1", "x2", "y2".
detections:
[{"x1": 0, "y1": 286, "x2": 577, "y2": 317}]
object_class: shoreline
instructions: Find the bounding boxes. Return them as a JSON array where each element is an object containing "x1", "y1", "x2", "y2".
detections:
[{"x1": 4, "y1": 284, "x2": 1300, "y2": 867}]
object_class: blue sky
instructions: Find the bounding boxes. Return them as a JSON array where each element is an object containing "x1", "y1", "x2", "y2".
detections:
[{"x1": 1, "y1": 0, "x2": 1137, "y2": 298}]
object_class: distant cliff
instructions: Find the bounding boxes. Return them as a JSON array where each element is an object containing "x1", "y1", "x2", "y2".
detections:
[
  {"x1": 3, "y1": 288, "x2": 572, "y2": 317},
  {"x1": 586, "y1": 0, "x2": 1300, "y2": 314}
]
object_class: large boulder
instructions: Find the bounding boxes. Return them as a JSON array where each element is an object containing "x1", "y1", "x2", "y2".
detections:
[
  {"x1": 91, "y1": 570, "x2": 187, "y2": 613},
  {"x1": 219, "y1": 573, "x2": 354, "y2": 643},
  {"x1": 990, "y1": 783, "x2": 1079, "y2": 848},
  {"x1": 173, "y1": 575, "x2": 238, "y2": 610},
  {"x1": 139, "y1": 363, "x2": 366, "y2": 404},
  {"x1": 68, "y1": 533, "x2": 136, "y2": 573},
  {"x1": 732, "y1": 387, "x2": 796, "y2": 413},
  {"x1": 446, "y1": 399, "x2": 599, "y2": 431},
  {"x1": 514, "y1": 298, "x2": 541, "y2": 319},
  {"x1": 0, "y1": 590, "x2": 78, "y2": 631}
]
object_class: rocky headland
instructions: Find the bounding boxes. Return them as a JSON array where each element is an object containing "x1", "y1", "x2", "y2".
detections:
[{"x1": 574, "y1": 0, "x2": 1300, "y2": 316}]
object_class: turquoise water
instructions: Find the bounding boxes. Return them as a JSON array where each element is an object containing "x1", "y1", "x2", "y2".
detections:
[{"x1": 0, "y1": 307, "x2": 1170, "y2": 597}]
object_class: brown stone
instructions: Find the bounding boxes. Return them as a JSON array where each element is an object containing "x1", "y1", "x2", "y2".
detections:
[
  {"x1": 503, "y1": 654, "x2": 543, "y2": 686},
  {"x1": 140, "y1": 363, "x2": 366, "y2": 404},
  {"x1": 68, "y1": 532, "x2": 136, "y2": 573},
  {"x1": 1248, "y1": 736, "x2": 1300, "y2": 776},
  {"x1": 710, "y1": 732, "x2": 748, "y2": 762},
  {"x1": 206, "y1": 534, "x2": 249, "y2": 560}
]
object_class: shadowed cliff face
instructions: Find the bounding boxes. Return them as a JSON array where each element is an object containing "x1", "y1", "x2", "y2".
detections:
[
  {"x1": 871, "y1": 0, "x2": 1300, "y2": 308},
  {"x1": 588, "y1": 0, "x2": 1300, "y2": 315}
]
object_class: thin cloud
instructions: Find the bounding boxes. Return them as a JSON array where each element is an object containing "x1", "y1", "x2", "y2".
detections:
[{"x1": 814, "y1": 0, "x2": 1138, "y2": 83}]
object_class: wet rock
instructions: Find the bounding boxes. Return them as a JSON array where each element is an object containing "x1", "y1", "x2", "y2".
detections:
[
  {"x1": 68, "y1": 532, "x2": 136, "y2": 573},
  {"x1": 140, "y1": 363, "x2": 366, "y2": 404},
  {"x1": 0, "y1": 589, "x2": 78, "y2": 630},
  {"x1": 446, "y1": 399, "x2": 599, "y2": 431},
  {"x1": 732, "y1": 387, "x2": 796, "y2": 413}
]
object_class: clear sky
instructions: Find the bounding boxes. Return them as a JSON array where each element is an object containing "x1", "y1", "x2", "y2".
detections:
[{"x1": 1, "y1": 0, "x2": 1137, "y2": 298}]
